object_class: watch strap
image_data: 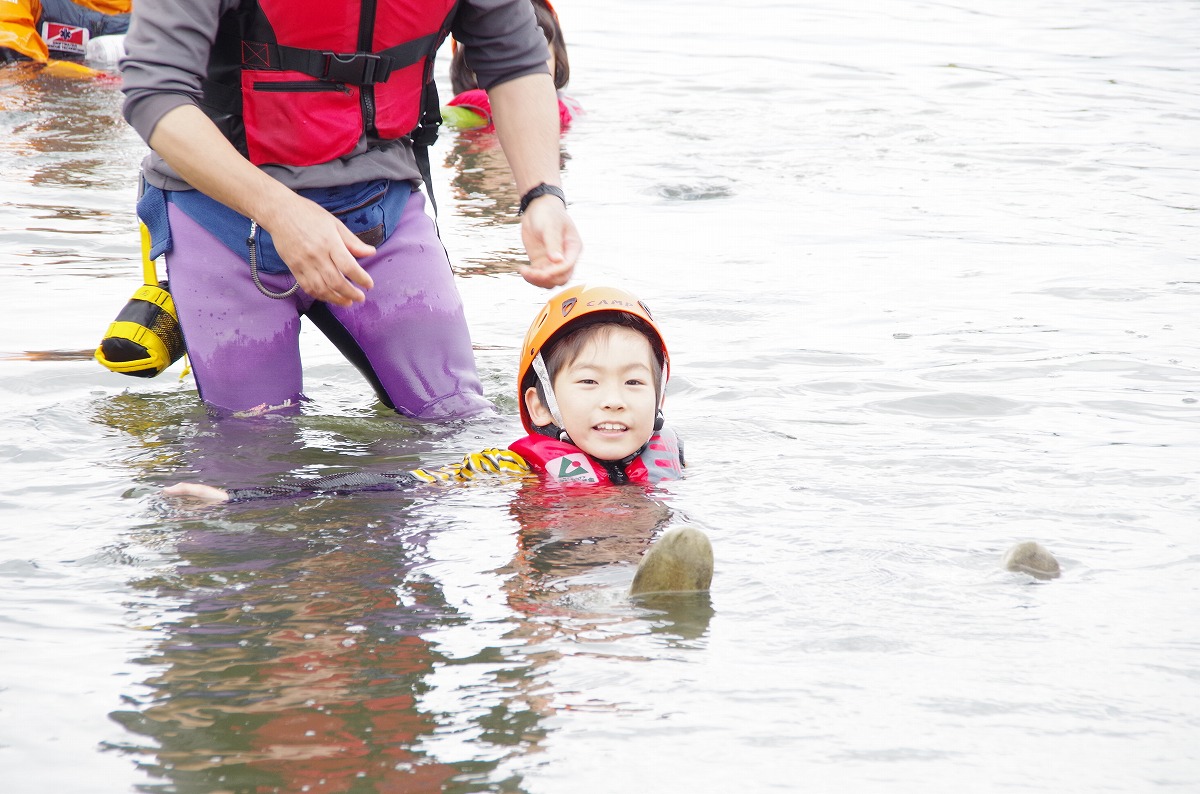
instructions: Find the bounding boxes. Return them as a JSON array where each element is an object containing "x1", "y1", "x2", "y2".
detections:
[{"x1": 518, "y1": 183, "x2": 567, "y2": 215}]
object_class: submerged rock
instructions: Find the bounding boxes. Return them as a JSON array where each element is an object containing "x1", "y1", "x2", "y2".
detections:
[
  {"x1": 631, "y1": 526, "x2": 714, "y2": 595},
  {"x1": 1003, "y1": 541, "x2": 1061, "y2": 580}
]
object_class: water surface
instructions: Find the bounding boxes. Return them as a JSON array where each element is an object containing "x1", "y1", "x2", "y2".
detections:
[{"x1": 1, "y1": 1, "x2": 1198, "y2": 791}]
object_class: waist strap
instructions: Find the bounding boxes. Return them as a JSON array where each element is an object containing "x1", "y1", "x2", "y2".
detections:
[{"x1": 137, "y1": 179, "x2": 411, "y2": 274}]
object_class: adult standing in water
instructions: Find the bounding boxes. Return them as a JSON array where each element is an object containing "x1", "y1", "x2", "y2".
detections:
[{"x1": 120, "y1": 0, "x2": 580, "y2": 418}]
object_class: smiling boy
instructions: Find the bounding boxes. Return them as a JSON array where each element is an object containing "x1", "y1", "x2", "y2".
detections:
[{"x1": 508, "y1": 285, "x2": 682, "y2": 485}]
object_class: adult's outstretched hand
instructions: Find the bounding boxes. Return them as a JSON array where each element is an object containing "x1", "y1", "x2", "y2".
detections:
[{"x1": 519, "y1": 195, "x2": 581, "y2": 288}]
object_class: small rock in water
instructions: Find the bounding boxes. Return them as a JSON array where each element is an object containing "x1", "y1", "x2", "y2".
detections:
[
  {"x1": 1002, "y1": 541, "x2": 1061, "y2": 580},
  {"x1": 630, "y1": 526, "x2": 714, "y2": 595}
]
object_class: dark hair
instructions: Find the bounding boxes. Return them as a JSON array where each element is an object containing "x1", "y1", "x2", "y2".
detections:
[
  {"x1": 450, "y1": 0, "x2": 570, "y2": 95},
  {"x1": 523, "y1": 316, "x2": 665, "y2": 412}
]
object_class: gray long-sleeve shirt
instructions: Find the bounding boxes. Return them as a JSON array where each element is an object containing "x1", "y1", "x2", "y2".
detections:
[{"x1": 121, "y1": 0, "x2": 549, "y2": 191}]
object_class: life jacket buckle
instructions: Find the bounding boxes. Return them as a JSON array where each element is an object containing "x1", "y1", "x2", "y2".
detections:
[
  {"x1": 410, "y1": 122, "x2": 439, "y2": 147},
  {"x1": 320, "y1": 51, "x2": 392, "y2": 85}
]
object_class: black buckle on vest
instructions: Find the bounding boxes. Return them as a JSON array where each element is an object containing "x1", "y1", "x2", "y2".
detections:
[
  {"x1": 320, "y1": 51, "x2": 393, "y2": 85},
  {"x1": 410, "y1": 122, "x2": 439, "y2": 147}
]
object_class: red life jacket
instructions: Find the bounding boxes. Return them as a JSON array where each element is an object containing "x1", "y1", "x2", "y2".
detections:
[
  {"x1": 201, "y1": 0, "x2": 457, "y2": 168},
  {"x1": 508, "y1": 427, "x2": 684, "y2": 485}
]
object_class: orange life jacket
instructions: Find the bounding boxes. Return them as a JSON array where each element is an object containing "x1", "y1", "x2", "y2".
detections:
[
  {"x1": 0, "y1": 0, "x2": 49, "y2": 62},
  {"x1": 72, "y1": 0, "x2": 130, "y2": 13}
]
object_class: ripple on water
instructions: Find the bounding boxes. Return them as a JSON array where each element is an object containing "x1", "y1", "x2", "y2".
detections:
[
  {"x1": 1033, "y1": 286, "x2": 1156, "y2": 302},
  {"x1": 920, "y1": 356, "x2": 1200, "y2": 386},
  {"x1": 0, "y1": 558, "x2": 50, "y2": 578},
  {"x1": 868, "y1": 392, "x2": 1034, "y2": 418}
]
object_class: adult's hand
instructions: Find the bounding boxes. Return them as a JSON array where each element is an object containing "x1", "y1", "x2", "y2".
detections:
[
  {"x1": 519, "y1": 194, "x2": 581, "y2": 287},
  {"x1": 257, "y1": 192, "x2": 376, "y2": 306},
  {"x1": 148, "y1": 104, "x2": 374, "y2": 306}
]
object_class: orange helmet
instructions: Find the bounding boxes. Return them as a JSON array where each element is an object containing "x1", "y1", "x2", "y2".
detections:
[{"x1": 518, "y1": 284, "x2": 669, "y2": 434}]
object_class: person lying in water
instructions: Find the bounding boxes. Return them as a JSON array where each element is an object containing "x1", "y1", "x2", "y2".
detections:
[{"x1": 165, "y1": 284, "x2": 713, "y2": 595}]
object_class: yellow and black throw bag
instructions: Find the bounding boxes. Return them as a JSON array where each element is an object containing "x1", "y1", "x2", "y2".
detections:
[{"x1": 95, "y1": 224, "x2": 186, "y2": 378}]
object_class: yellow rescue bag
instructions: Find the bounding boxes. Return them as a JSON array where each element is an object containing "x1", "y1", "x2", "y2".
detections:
[{"x1": 95, "y1": 224, "x2": 186, "y2": 378}]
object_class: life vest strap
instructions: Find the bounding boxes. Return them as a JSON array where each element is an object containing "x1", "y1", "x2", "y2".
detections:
[{"x1": 241, "y1": 32, "x2": 440, "y2": 86}]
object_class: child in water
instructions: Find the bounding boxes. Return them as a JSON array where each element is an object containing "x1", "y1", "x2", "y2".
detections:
[
  {"x1": 166, "y1": 284, "x2": 713, "y2": 595},
  {"x1": 442, "y1": 0, "x2": 581, "y2": 132}
]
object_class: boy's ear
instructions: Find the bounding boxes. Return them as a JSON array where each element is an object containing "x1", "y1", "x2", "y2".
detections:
[{"x1": 525, "y1": 386, "x2": 555, "y2": 427}]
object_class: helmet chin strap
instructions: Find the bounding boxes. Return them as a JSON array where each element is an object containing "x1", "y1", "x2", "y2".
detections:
[{"x1": 531, "y1": 353, "x2": 571, "y2": 442}]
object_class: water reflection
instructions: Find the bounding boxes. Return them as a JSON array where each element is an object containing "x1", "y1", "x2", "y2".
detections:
[
  {"x1": 442, "y1": 132, "x2": 571, "y2": 224},
  {"x1": 88, "y1": 392, "x2": 464, "y2": 488},
  {"x1": 440, "y1": 130, "x2": 572, "y2": 277},
  {"x1": 0, "y1": 64, "x2": 128, "y2": 189},
  {"x1": 503, "y1": 485, "x2": 671, "y2": 612},
  {"x1": 104, "y1": 496, "x2": 710, "y2": 791},
  {"x1": 92, "y1": 399, "x2": 709, "y2": 790},
  {"x1": 1, "y1": 348, "x2": 95, "y2": 361},
  {"x1": 88, "y1": 402, "x2": 466, "y2": 789},
  {"x1": 108, "y1": 511, "x2": 466, "y2": 793},
  {"x1": 443, "y1": 130, "x2": 520, "y2": 223},
  {"x1": 509, "y1": 486, "x2": 711, "y2": 620}
]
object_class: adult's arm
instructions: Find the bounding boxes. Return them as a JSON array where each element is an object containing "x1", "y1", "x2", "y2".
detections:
[
  {"x1": 454, "y1": 0, "x2": 582, "y2": 288},
  {"x1": 490, "y1": 73, "x2": 582, "y2": 288}
]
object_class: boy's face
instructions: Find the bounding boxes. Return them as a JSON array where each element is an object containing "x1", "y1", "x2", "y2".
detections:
[{"x1": 525, "y1": 326, "x2": 660, "y2": 462}]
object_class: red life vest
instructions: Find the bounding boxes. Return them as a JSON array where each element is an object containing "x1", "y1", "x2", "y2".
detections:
[
  {"x1": 202, "y1": 0, "x2": 457, "y2": 168},
  {"x1": 508, "y1": 427, "x2": 684, "y2": 485}
]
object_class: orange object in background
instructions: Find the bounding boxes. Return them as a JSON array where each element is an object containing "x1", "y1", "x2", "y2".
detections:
[
  {"x1": 0, "y1": 0, "x2": 50, "y2": 63},
  {"x1": 73, "y1": 0, "x2": 129, "y2": 12},
  {"x1": 1, "y1": 0, "x2": 124, "y2": 79}
]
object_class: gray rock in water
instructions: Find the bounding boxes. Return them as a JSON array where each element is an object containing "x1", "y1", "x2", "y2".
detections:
[
  {"x1": 1003, "y1": 541, "x2": 1061, "y2": 580},
  {"x1": 631, "y1": 526, "x2": 714, "y2": 595}
]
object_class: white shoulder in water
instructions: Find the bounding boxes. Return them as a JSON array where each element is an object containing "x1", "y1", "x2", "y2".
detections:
[
  {"x1": 1003, "y1": 541, "x2": 1061, "y2": 580},
  {"x1": 631, "y1": 526, "x2": 714, "y2": 595}
]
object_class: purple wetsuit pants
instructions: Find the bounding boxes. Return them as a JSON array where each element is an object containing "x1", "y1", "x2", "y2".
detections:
[{"x1": 164, "y1": 190, "x2": 493, "y2": 419}]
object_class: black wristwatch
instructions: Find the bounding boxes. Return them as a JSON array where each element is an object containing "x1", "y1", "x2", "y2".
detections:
[{"x1": 518, "y1": 183, "x2": 567, "y2": 215}]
